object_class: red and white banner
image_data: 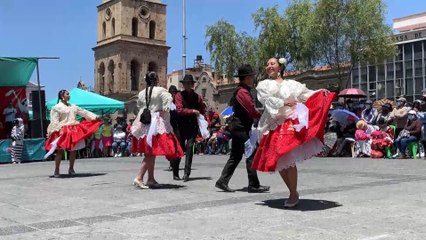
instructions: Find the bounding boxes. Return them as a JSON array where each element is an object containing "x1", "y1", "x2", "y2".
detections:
[{"x1": 0, "y1": 87, "x2": 29, "y2": 139}]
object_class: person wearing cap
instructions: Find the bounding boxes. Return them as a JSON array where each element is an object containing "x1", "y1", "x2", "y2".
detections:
[
  {"x1": 390, "y1": 97, "x2": 410, "y2": 139},
  {"x1": 215, "y1": 64, "x2": 270, "y2": 193},
  {"x1": 361, "y1": 100, "x2": 377, "y2": 125},
  {"x1": 376, "y1": 103, "x2": 393, "y2": 126},
  {"x1": 175, "y1": 74, "x2": 206, "y2": 182},
  {"x1": 394, "y1": 110, "x2": 421, "y2": 159},
  {"x1": 412, "y1": 99, "x2": 423, "y2": 112},
  {"x1": 167, "y1": 85, "x2": 182, "y2": 179}
]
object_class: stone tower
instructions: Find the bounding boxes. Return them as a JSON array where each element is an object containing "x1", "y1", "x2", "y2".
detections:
[{"x1": 93, "y1": 0, "x2": 169, "y2": 101}]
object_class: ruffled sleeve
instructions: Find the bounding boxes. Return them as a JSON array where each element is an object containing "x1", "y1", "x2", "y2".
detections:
[
  {"x1": 159, "y1": 87, "x2": 173, "y2": 111},
  {"x1": 256, "y1": 79, "x2": 284, "y2": 117},
  {"x1": 76, "y1": 106, "x2": 97, "y2": 120},
  {"x1": 280, "y1": 80, "x2": 316, "y2": 103},
  {"x1": 46, "y1": 106, "x2": 61, "y2": 136}
]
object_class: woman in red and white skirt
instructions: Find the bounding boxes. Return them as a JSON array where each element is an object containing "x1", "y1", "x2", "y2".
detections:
[
  {"x1": 252, "y1": 57, "x2": 335, "y2": 207},
  {"x1": 131, "y1": 72, "x2": 184, "y2": 189},
  {"x1": 45, "y1": 89, "x2": 101, "y2": 177}
]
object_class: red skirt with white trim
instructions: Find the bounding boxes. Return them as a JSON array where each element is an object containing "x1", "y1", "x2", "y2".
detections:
[
  {"x1": 45, "y1": 120, "x2": 102, "y2": 151},
  {"x1": 252, "y1": 91, "x2": 335, "y2": 172},
  {"x1": 131, "y1": 133, "x2": 184, "y2": 160}
]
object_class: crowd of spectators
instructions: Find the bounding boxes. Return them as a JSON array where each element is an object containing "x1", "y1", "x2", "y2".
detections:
[{"x1": 326, "y1": 95, "x2": 426, "y2": 159}]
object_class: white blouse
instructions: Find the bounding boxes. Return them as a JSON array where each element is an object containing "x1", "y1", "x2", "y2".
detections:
[
  {"x1": 137, "y1": 86, "x2": 173, "y2": 112},
  {"x1": 256, "y1": 79, "x2": 317, "y2": 135},
  {"x1": 131, "y1": 86, "x2": 174, "y2": 140},
  {"x1": 47, "y1": 102, "x2": 98, "y2": 136}
]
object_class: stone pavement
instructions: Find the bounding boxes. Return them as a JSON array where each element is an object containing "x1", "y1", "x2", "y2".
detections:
[{"x1": 1, "y1": 155, "x2": 426, "y2": 239}]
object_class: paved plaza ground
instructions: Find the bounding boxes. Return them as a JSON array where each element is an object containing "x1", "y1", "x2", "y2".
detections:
[{"x1": 1, "y1": 155, "x2": 426, "y2": 239}]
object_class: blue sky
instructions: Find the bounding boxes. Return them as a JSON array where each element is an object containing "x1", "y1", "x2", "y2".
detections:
[{"x1": 0, "y1": 0, "x2": 425, "y2": 99}]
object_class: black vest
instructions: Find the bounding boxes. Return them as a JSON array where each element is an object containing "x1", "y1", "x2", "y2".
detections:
[
  {"x1": 229, "y1": 86, "x2": 254, "y2": 133},
  {"x1": 177, "y1": 91, "x2": 200, "y2": 129}
]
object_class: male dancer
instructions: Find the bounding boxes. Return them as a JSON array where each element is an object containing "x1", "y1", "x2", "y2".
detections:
[
  {"x1": 168, "y1": 85, "x2": 181, "y2": 180},
  {"x1": 215, "y1": 64, "x2": 270, "y2": 193},
  {"x1": 175, "y1": 75, "x2": 205, "y2": 182}
]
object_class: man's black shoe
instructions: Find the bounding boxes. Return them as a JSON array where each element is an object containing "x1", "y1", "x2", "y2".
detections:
[
  {"x1": 215, "y1": 181, "x2": 235, "y2": 192},
  {"x1": 173, "y1": 176, "x2": 181, "y2": 181},
  {"x1": 183, "y1": 174, "x2": 189, "y2": 182},
  {"x1": 247, "y1": 185, "x2": 270, "y2": 193}
]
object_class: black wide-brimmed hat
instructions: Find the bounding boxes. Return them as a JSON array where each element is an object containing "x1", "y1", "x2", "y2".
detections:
[
  {"x1": 234, "y1": 64, "x2": 256, "y2": 77},
  {"x1": 168, "y1": 85, "x2": 179, "y2": 93},
  {"x1": 180, "y1": 74, "x2": 196, "y2": 83}
]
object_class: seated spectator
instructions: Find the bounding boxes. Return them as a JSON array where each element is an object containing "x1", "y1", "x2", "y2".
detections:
[
  {"x1": 361, "y1": 100, "x2": 377, "y2": 125},
  {"x1": 207, "y1": 132, "x2": 218, "y2": 155},
  {"x1": 334, "y1": 116, "x2": 357, "y2": 157},
  {"x1": 215, "y1": 126, "x2": 231, "y2": 154},
  {"x1": 370, "y1": 128, "x2": 393, "y2": 158},
  {"x1": 354, "y1": 120, "x2": 371, "y2": 157},
  {"x1": 395, "y1": 110, "x2": 421, "y2": 159},
  {"x1": 112, "y1": 125, "x2": 127, "y2": 157}
]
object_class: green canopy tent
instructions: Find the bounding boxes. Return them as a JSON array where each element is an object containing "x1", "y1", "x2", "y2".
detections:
[
  {"x1": 0, "y1": 57, "x2": 37, "y2": 86},
  {"x1": 46, "y1": 88, "x2": 125, "y2": 116}
]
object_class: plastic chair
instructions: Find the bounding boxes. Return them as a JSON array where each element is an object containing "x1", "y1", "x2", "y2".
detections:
[{"x1": 407, "y1": 142, "x2": 418, "y2": 159}]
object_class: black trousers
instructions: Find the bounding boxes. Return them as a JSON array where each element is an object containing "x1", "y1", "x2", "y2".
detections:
[
  {"x1": 173, "y1": 125, "x2": 198, "y2": 177},
  {"x1": 217, "y1": 128, "x2": 260, "y2": 188}
]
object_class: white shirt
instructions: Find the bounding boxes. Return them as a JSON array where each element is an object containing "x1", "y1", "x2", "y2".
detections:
[
  {"x1": 113, "y1": 131, "x2": 126, "y2": 142},
  {"x1": 3, "y1": 107, "x2": 17, "y2": 122},
  {"x1": 47, "y1": 102, "x2": 97, "y2": 136}
]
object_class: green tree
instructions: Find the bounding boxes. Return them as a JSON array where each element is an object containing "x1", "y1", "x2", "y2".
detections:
[
  {"x1": 205, "y1": 20, "x2": 241, "y2": 81},
  {"x1": 281, "y1": 0, "x2": 316, "y2": 70},
  {"x1": 205, "y1": 0, "x2": 396, "y2": 90},
  {"x1": 313, "y1": 0, "x2": 396, "y2": 90}
]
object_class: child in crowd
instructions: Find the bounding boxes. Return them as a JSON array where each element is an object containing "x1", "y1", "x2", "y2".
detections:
[
  {"x1": 101, "y1": 117, "x2": 113, "y2": 157},
  {"x1": 354, "y1": 119, "x2": 371, "y2": 157}
]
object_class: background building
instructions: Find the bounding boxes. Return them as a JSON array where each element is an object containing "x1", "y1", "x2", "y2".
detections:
[
  {"x1": 166, "y1": 55, "x2": 235, "y2": 113},
  {"x1": 93, "y1": 0, "x2": 169, "y2": 102},
  {"x1": 351, "y1": 12, "x2": 426, "y2": 102}
]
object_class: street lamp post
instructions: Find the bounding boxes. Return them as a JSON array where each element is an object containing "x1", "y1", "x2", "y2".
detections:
[{"x1": 182, "y1": 0, "x2": 186, "y2": 81}]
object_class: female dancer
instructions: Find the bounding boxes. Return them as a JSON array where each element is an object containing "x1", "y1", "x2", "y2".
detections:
[
  {"x1": 252, "y1": 57, "x2": 335, "y2": 207},
  {"x1": 131, "y1": 72, "x2": 184, "y2": 189},
  {"x1": 45, "y1": 89, "x2": 101, "y2": 177}
]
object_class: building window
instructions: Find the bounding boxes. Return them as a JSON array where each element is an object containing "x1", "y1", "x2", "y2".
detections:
[
  {"x1": 108, "y1": 60, "x2": 115, "y2": 93},
  {"x1": 202, "y1": 88, "x2": 207, "y2": 99},
  {"x1": 131, "y1": 60, "x2": 140, "y2": 91},
  {"x1": 149, "y1": 21, "x2": 156, "y2": 39},
  {"x1": 111, "y1": 18, "x2": 115, "y2": 36},
  {"x1": 132, "y1": 18, "x2": 138, "y2": 37},
  {"x1": 404, "y1": 43, "x2": 413, "y2": 61},
  {"x1": 98, "y1": 62, "x2": 105, "y2": 93},
  {"x1": 148, "y1": 61, "x2": 157, "y2": 72},
  {"x1": 102, "y1": 22, "x2": 106, "y2": 39},
  {"x1": 202, "y1": 76, "x2": 207, "y2": 83}
]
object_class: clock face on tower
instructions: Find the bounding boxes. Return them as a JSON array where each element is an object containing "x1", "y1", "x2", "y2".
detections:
[
  {"x1": 138, "y1": 6, "x2": 150, "y2": 20},
  {"x1": 105, "y1": 8, "x2": 112, "y2": 21}
]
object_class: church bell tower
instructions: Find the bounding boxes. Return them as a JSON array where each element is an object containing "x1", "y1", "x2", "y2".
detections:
[{"x1": 93, "y1": 0, "x2": 169, "y2": 100}]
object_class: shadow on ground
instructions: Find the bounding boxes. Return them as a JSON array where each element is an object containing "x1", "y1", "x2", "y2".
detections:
[
  {"x1": 185, "y1": 177, "x2": 212, "y2": 182},
  {"x1": 49, "y1": 173, "x2": 107, "y2": 178},
  {"x1": 257, "y1": 198, "x2": 342, "y2": 211},
  {"x1": 149, "y1": 184, "x2": 186, "y2": 189}
]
